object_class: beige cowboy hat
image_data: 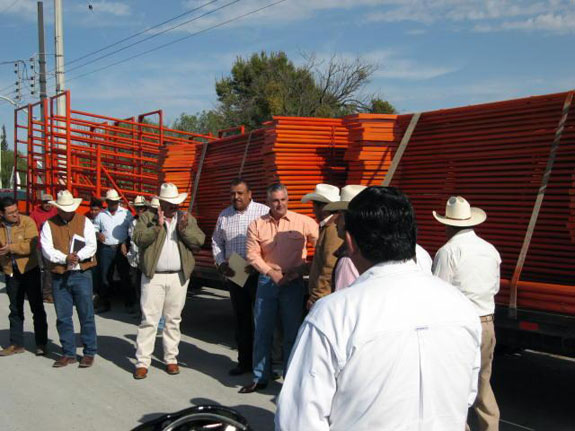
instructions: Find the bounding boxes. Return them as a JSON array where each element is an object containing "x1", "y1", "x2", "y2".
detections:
[
  {"x1": 301, "y1": 184, "x2": 340, "y2": 204},
  {"x1": 49, "y1": 190, "x2": 82, "y2": 213},
  {"x1": 104, "y1": 189, "x2": 121, "y2": 201},
  {"x1": 433, "y1": 196, "x2": 487, "y2": 227},
  {"x1": 130, "y1": 195, "x2": 148, "y2": 207},
  {"x1": 158, "y1": 183, "x2": 187, "y2": 205},
  {"x1": 324, "y1": 185, "x2": 367, "y2": 212},
  {"x1": 150, "y1": 197, "x2": 160, "y2": 209}
]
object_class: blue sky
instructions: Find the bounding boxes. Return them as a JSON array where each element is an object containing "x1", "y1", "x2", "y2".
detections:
[{"x1": 1, "y1": 0, "x2": 574, "y2": 143}]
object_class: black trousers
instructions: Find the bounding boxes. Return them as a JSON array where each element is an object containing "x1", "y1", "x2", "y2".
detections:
[
  {"x1": 228, "y1": 274, "x2": 258, "y2": 369},
  {"x1": 96, "y1": 244, "x2": 134, "y2": 305},
  {"x1": 5, "y1": 266, "x2": 48, "y2": 347}
]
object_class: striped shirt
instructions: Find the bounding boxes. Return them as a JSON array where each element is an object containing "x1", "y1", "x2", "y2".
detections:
[{"x1": 211, "y1": 200, "x2": 269, "y2": 266}]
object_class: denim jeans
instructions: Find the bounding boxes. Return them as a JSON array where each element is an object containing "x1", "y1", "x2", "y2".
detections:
[
  {"x1": 5, "y1": 267, "x2": 47, "y2": 347},
  {"x1": 52, "y1": 270, "x2": 97, "y2": 357},
  {"x1": 252, "y1": 275, "x2": 306, "y2": 384}
]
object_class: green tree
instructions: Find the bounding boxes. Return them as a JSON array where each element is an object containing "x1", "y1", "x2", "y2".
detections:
[
  {"x1": 0, "y1": 125, "x2": 7, "y2": 151},
  {"x1": 189, "y1": 51, "x2": 396, "y2": 131},
  {"x1": 1, "y1": 150, "x2": 27, "y2": 188}
]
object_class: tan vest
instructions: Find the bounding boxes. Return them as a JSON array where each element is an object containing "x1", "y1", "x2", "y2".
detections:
[{"x1": 47, "y1": 213, "x2": 97, "y2": 274}]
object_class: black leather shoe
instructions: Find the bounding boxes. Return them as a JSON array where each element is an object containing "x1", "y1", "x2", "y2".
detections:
[
  {"x1": 238, "y1": 382, "x2": 267, "y2": 394},
  {"x1": 228, "y1": 366, "x2": 250, "y2": 376}
]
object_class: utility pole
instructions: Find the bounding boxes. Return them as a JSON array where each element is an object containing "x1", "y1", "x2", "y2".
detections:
[
  {"x1": 54, "y1": 0, "x2": 65, "y2": 116},
  {"x1": 37, "y1": 1, "x2": 47, "y2": 103}
]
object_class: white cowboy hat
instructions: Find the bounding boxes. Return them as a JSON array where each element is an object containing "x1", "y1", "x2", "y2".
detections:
[
  {"x1": 104, "y1": 189, "x2": 121, "y2": 201},
  {"x1": 433, "y1": 196, "x2": 487, "y2": 227},
  {"x1": 130, "y1": 195, "x2": 148, "y2": 207},
  {"x1": 150, "y1": 197, "x2": 160, "y2": 209},
  {"x1": 49, "y1": 190, "x2": 82, "y2": 213},
  {"x1": 324, "y1": 185, "x2": 367, "y2": 212},
  {"x1": 158, "y1": 183, "x2": 187, "y2": 205},
  {"x1": 301, "y1": 184, "x2": 340, "y2": 204}
]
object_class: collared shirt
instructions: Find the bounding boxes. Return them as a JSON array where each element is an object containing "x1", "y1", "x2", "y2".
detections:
[
  {"x1": 211, "y1": 200, "x2": 269, "y2": 266},
  {"x1": 246, "y1": 210, "x2": 319, "y2": 275},
  {"x1": 415, "y1": 244, "x2": 433, "y2": 273},
  {"x1": 334, "y1": 244, "x2": 432, "y2": 291},
  {"x1": 40, "y1": 216, "x2": 97, "y2": 270},
  {"x1": 155, "y1": 216, "x2": 182, "y2": 272},
  {"x1": 276, "y1": 260, "x2": 482, "y2": 431},
  {"x1": 333, "y1": 256, "x2": 358, "y2": 291},
  {"x1": 433, "y1": 229, "x2": 501, "y2": 316},
  {"x1": 30, "y1": 206, "x2": 57, "y2": 248},
  {"x1": 93, "y1": 206, "x2": 133, "y2": 245}
]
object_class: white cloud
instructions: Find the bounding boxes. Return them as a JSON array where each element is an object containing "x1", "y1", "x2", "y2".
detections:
[
  {"x1": 364, "y1": 49, "x2": 459, "y2": 80},
  {"x1": 366, "y1": 0, "x2": 575, "y2": 34}
]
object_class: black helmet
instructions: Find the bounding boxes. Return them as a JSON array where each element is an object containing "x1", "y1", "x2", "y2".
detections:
[{"x1": 133, "y1": 405, "x2": 252, "y2": 431}]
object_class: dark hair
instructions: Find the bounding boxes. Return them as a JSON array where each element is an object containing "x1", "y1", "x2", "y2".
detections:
[
  {"x1": 230, "y1": 177, "x2": 250, "y2": 191},
  {"x1": 90, "y1": 197, "x2": 104, "y2": 208},
  {"x1": 266, "y1": 183, "x2": 288, "y2": 199},
  {"x1": 0, "y1": 197, "x2": 16, "y2": 212},
  {"x1": 344, "y1": 186, "x2": 416, "y2": 263}
]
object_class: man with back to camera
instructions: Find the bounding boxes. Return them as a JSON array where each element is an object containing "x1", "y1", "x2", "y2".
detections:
[
  {"x1": 276, "y1": 186, "x2": 481, "y2": 430},
  {"x1": 433, "y1": 196, "x2": 501, "y2": 431}
]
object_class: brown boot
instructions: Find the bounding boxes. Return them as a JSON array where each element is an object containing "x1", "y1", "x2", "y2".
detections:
[
  {"x1": 52, "y1": 356, "x2": 77, "y2": 368},
  {"x1": 166, "y1": 364, "x2": 180, "y2": 375},
  {"x1": 133, "y1": 367, "x2": 148, "y2": 380},
  {"x1": 79, "y1": 355, "x2": 95, "y2": 368},
  {"x1": 0, "y1": 345, "x2": 25, "y2": 356}
]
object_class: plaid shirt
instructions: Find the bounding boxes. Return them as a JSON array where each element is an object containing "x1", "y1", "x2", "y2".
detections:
[{"x1": 211, "y1": 200, "x2": 269, "y2": 266}]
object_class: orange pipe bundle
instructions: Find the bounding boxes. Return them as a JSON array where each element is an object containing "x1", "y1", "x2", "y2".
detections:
[{"x1": 366, "y1": 92, "x2": 575, "y2": 315}]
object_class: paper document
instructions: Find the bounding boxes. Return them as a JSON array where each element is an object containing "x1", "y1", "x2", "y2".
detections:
[{"x1": 227, "y1": 253, "x2": 250, "y2": 287}]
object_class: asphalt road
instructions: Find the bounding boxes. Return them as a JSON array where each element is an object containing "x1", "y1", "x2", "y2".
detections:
[{"x1": 0, "y1": 280, "x2": 573, "y2": 431}]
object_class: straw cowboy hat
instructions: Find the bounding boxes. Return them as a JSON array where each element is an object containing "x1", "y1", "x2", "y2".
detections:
[
  {"x1": 49, "y1": 190, "x2": 82, "y2": 213},
  {"x1": 158, "y1": 183, "x2": 187, "y2": 205},
  {"x1": 104, "y1": 189, "x2": 121, "y2": 201},
  {"x1": 301, "y1": 184, "x2": 340, "y2": 204},
  {"x1": 324, "y1": 185, "x2": 367, "y2": 212},
  {"x1": 150, "y1": 197, "x2": 160, "y2": 209},
  {"x1": 130, "y1": 195, "x2": 148, "y2": 207},
  {"x1": 433, "y1": 196, "x2": 487, "y2": 227}
]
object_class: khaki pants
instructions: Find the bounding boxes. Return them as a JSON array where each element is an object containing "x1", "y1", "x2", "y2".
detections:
[
  {"x1": 135, "y1": 272, "x2": 189, "y2": 368},
  {"x1": 467, "y1": 319, "x2": 500, "y2": 431}
]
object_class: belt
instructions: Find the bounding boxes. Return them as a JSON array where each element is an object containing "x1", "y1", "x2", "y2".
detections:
[
  {"x1": 102, "y1": 244, "x2": 121, "y2": 248},
  {"x1": 155, "y1": 270, "x2": 181, "y2": 274},
  {"x1": 480, "y1": 314, "x2": 494, "y2": 322}
]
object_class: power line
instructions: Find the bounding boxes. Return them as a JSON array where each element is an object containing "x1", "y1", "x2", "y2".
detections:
[
  {"x1": 66, "y1": 0, "x2": 221, "y2": 67},
  {"x1": 67, "y1": 0, "x2": 288, "y2": 84},
  {"x1": 0, "y1": 0, "x2": 18, "y2": 15},
  {"x1": 66, "y1": 0, "x2": 241, "y2": 75}
]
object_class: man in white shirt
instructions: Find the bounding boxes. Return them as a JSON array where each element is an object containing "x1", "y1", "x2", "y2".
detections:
[
  {"x1": 93, "y1": 189, "x2": 133, "y2": 313},
  {"x1": 212, "y1": 178, "x2": 269, "y2": 376},
  {"x1": 41, "y1": 190, "x2": 98, "y2": 368},
  {"x1": 432, "y1": 196, "x2": 501, "y2": 431},
  {"x1": 276, "y1": 186, "x2": 481, "y2": 431}
]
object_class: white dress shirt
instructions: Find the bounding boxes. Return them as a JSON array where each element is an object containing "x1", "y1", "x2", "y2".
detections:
[
  {"x1": 276, "y1": 260, "x2": 481, "y2": 431},
  {"x1": 415, "y1": 243, "x2": 432, "y2": 273},
  {"x1": 40, "y1": 215, "x2": 97, "y2": 270},
  {"x1": 433, "y1": 229, "x2": 501, "y2": 316},
  {"x1": 127, "y1": 218, "x2": 139, "y2": 268},
  {"x1": 211, "y1": 200, "x2": 269, "y2": 266},
  {"x1": 155, "y1": 216, "x2": 182, "y2": 272},
  {"x1": 93, "y1": 206, "x2": 133, "y2": 245}
]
